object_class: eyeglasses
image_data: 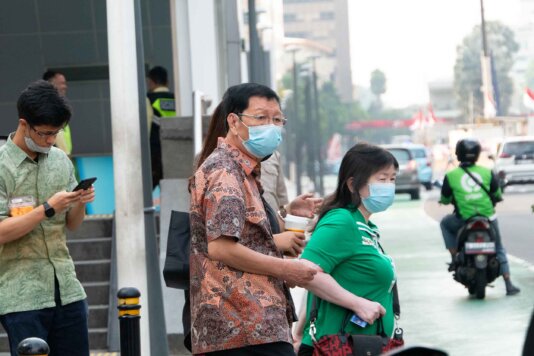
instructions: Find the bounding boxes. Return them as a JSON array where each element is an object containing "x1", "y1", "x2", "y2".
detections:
[
  {"x1": 30, "y1": 126, "x2": 63, "y2": 138},
  {"x1": 237, "y1": 113, "x2": 287, "y2": 127}
]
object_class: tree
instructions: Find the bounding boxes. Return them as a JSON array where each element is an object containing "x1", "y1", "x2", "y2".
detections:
[
  {"x1": 370, "y1": 69, "x2": 386, "y2": 113},
  {"x1": 454, "y1": 21, "x2": 519, "y2": 118}
]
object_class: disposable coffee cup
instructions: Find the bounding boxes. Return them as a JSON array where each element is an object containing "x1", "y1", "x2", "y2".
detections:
[{"x1": 284, "y1": 214, "x2": 310, "y2": 234}]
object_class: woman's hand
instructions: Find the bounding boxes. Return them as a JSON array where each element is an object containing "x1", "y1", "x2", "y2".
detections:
[
  {"x1": 292, "y1": 329, "x2": 303, "y2": 353},
  {"x1": 351, "y1": 297, "x2": 386, "y2": 325},
  {"x1": 288, "y1": 193, "x2": 323, "y2": 218},
  {"x1": 273, "y1": 231, "x2": 306, "y2": 257}
]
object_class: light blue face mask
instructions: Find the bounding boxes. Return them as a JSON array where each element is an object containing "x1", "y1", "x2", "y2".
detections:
[
  {"x1": 362, "y1": 183, "x2": 395, "y2": 213},
  {"x1": 240, "y1": 122, "x2": 283, "y2": 159}
]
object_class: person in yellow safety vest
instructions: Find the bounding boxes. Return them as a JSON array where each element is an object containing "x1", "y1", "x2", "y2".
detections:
[
  {"x1": 146, "y1": 66, "x2": 176, "y2": 188},
  {"x1": 43, "y1": 70, "x2": 72, "y2": 155}
]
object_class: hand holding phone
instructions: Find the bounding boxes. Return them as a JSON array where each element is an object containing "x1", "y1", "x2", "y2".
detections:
[{"x1": 73, "y1": 177, "x2": 97, "y2": 192}]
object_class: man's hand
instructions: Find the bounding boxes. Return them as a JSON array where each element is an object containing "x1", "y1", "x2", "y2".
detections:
[
  {"x1": 47, "y1": 190, "x2": 83, "y2": 214},
  {"x1": 77, "y1": 187, "x2": 95, "y2": 205},
  {"x1": 273, "y1": 231, "x2": 306, "y2": 257},
  {"x1": 288, "y1": 193, "x2": 323, "y2": 218},
  {"x1": 280, "y1": 259, "x2": 319, "y2": 287}
]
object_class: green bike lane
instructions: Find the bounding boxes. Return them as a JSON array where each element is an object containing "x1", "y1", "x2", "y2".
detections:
[{"x1": 371, "y1": 196, "x2": 534, "y2": 356}]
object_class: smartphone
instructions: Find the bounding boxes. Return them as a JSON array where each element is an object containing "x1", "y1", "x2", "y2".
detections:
[
  {"x1": 350, "y1": 314, "x2": 368, "y2": 328},
  {"x1": 73, "y1": 177, "x2": 97, "y2": 192}
]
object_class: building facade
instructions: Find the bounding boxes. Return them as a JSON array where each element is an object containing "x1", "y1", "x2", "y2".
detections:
[{"x1": 282, "y1": 0, "x2": 354, "y2": 102}]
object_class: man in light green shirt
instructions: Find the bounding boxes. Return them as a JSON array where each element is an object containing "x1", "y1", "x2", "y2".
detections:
[{"x1": 0, "y1": 80, "x2": 95, "y2": 356}]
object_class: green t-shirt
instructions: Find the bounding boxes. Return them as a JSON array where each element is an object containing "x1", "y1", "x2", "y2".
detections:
[{"x1": 300, "y1": 207, "x2": 396, "y2": 347}]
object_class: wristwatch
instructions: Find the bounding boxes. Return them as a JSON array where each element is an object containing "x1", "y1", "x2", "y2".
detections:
[
  {"x1": 43, "y1": 201, "x2": 55, "y2": 218},
  {"x1": 277, "y1": 205, "x2": 288, "y2": 220}
]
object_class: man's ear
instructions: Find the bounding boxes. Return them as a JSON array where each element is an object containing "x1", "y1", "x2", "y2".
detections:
[{"x1": 227, "y1": 113, "x2": 238, "y2": 134}]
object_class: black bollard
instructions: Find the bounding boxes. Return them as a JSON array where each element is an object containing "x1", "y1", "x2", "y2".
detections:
[
  {"x1": 118, "y1": 287, "x2": 142, "y2": 356},
  {"x1": 17, "y1": 337, "x2": 49, "y2": 356}
]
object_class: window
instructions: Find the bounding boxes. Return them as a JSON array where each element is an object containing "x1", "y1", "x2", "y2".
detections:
[
  {"x1": 320, "y1": 11, "x2": 335, "y2": 20},
  {"x1": 284, "y1": 13, "x2": 297, "y2": 22}
]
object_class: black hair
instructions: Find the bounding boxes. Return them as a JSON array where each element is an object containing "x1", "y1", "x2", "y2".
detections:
[
  {"x1": 17, "y1": 80, "x2": 71, "y2": 127},
  {"x1": 148, "y1": 66, "x2": 168, "y2": 86},
  {"x1": 42, "y1": 70, "x2": 63, "y2": 81},
  {"x1": 314, "y1": 142, "x2": 399, "y2": 227},
  {"x1": 195, "y1": 83, "x2": 280, "y2": 169}
]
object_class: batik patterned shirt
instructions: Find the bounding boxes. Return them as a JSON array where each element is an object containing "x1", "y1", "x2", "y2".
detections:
[
  {"x1": 0, "y1": 134, "x2": 86, "y2": 315},
  {"x1": 189, "y1": 137, "x2": 294, "y2": 354}
]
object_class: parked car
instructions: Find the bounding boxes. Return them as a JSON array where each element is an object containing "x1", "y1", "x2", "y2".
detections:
[
  {"x1": 382, "y1": 145, "x2": 420, "y2": 200},
  {"x1": 492, "y1": 136, "x2": 534, "y2": 192},
  {"x1": 404, "y1": 144, "x2": 433, "y2": 190}
]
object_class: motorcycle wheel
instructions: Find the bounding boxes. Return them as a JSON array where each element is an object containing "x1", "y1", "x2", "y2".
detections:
[{"x1": 474, "y1": 269, "x2": 486, "y2": 299}]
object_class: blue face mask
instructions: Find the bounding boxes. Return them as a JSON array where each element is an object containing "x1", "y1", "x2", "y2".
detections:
[
  {"x1": 362, "y1": 183, "x2": 395, "y2": 213},
  {"x1": 240, "y1": 122, "x2": 283, "y2": 159}
]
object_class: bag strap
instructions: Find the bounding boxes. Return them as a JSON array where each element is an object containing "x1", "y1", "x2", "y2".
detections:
[
  {"x1": 459, "y1": 165, "x2": 496, "y2": 205},
  {"x1": 377, "y1": 241, "x2": 401, "y2": 318}
]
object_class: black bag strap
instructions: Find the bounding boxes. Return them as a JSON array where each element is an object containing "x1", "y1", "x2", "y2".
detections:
[
  {"x1": 460, "y1": 165, "x2": 497, "y2": 205},
  {"x1": 261, "y1": 195, "x2": 281, "y2": 234},
  {"x1": 376, "y1": 241, "x2": 400, "y2": 318}
]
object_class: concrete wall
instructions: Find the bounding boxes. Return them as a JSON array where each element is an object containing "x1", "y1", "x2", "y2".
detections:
[{"x1": 0, "y1": 0, "x2": 174, "y2": 155}]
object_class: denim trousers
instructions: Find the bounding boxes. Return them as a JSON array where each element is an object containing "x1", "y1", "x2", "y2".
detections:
[
  {"x1": 0, "y1": 278, "x2": 89, "y2": 356},
  {"x1": 440, "y1": 214, "x2": 509, "y2": 275}
]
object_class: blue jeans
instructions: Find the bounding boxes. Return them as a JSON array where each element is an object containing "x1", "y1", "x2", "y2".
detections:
[
  {"x1": 0, "y1": 278, "x2": 89, "y2": 356},
  {"x1": 440, "y1": 214, "x2": 510, "y2": 275}
]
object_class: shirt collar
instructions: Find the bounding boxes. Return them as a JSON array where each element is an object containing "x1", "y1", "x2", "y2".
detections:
[
  {"x1": 153, "y1": 86, "x2": 170, "y2": 93},
  {"x1": 5, "y1": 133, "x2": 35, "y2": 167},
  {"x1": 219, "y1": 137, "x2": 257, "y2": 176}
]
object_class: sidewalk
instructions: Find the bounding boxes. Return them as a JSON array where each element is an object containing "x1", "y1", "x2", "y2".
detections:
[{"x1": 370, "y1": 196, "x2": 534, "y2": 356}]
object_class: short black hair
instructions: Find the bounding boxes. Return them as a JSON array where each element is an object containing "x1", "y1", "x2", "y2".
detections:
[
  {"x1": 17, "y1": 80, "x2": 71, "y2": 127},
  {"x1": 42, "y1": 70, "x2": 63, "y2": 81},
  {"x1": 148, "y1": 66, "x2": 168, "y2": 86}
]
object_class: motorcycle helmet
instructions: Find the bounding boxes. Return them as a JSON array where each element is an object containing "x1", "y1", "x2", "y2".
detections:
[{"x1": 455, "y1": 139, "x2": 481, "y2": 164}]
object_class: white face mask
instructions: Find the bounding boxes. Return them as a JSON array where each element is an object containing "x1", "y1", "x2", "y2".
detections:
[{"x1": 24, "y1": 128, "x2": 51, "y2": 154}]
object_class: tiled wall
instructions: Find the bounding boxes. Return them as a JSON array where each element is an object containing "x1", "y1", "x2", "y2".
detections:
[{"x1": 0, "y1": 0, "x2": 174, "y2": 155}]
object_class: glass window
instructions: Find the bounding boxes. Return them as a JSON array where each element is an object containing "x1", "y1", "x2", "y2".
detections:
[
  {"x1": 410, "y1": 148, "x2": 427, "y2": 159},
  {"x1": 502, "y1": 141, "x2": 534, "y2": 156},
  {"x1": 388, "y1": 149, "x2": 411, "y2": 163}
]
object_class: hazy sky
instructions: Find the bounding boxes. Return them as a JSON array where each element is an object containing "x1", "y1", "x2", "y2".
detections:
[{"x1": 349, "y1": 0, "x2": 522, "y2": 108}]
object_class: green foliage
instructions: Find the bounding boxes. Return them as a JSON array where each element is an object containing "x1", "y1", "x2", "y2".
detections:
[
  {"x1": 454, "y1": 21, "x2": 519, "y2": 118},
  {"x1": 370, "y1": 69, "x2": 387, "y2": 114},
  {"x1": 279, "y1": 72, "x2": 367, "y2": 143},
  {"x1": 370, "y1": 69, "x2": 386, "y2": 96}
]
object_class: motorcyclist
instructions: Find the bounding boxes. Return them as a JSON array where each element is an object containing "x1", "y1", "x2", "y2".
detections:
[{"x1": 440, "y1": 139, "x2": 520, "y2": 296}]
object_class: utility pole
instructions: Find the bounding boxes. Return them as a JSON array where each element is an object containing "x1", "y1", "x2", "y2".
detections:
[
  {"x1": 480, "y1": 0, "x2": 488, "y2": 57},
  {"x1": 291, "y1": 48, "x2": 302, "y2": 195},
  {"x1": 310, "y1": 57, "x2": 324, "y2": 196},
  {"x1": 479, "y1": 0, "x2": 496, "y2": 118},
  {"x1": 304, "y1": 72, "x2": 316, "y2": 191},
  {"x1": 248, "y1": 0, "x2": 262, "y2": 84}
]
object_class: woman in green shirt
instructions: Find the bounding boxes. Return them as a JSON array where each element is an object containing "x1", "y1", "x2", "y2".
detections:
[{"x1": 296, "y1": 142, "x2": 399, "y2": 355}]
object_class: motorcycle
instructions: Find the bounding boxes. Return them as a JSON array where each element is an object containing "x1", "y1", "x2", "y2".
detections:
[{"x1": 450, "y1": 216, "x2": 500, "y2": 299}]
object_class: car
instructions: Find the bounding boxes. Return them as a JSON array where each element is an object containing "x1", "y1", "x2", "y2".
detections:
[
  {"x1": 403, "y1": 144, "x2": 433, "y2": 190},
  {"x1": 382, "y1": 145, "x2": 421, "y2": 200},
  {"x1": 492, "y1": 136, "x2": 534, "y2": 191}
]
